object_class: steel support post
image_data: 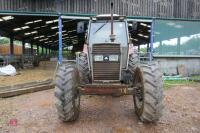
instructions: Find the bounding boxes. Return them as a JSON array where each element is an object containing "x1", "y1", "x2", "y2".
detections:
[
  {"x1": 37, "y1": 45, "x2": 39, "y2": 56},
  {"x1": 45, "y1": 47, "x2": 48, "y2": 56},
  {"x1": 177, "y1": 37, "x2": 180, "y2": 55},
  {"x1": 22, "y1": 40, "x2": 25, "y2": 55},
  {"x1": 150, "y1": 19, "x2": 155, "y2": 62},
  {"x1": 48, "y1": 45, "x2": 51, "y2": 57},
  {"x1": 58, "y1": 14, "x2": 63, "y2": 64},
  {"x1": 42, "y1": 46, "x2": 44, "y2": 56},
  {"x1": 10, "y1": 35, "x2": 14, "y2": 55},
  {"x1": 31, "y1": 43, "x2": 33, "y2": 55}
]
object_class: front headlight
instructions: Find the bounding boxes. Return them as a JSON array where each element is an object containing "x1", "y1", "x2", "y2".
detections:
[
  {"x1": 94, "y1": 55, "x2": 103, "y2": 61},
  {"x1": 109, "y1": 55, "x2": 119, "y2": 61}
]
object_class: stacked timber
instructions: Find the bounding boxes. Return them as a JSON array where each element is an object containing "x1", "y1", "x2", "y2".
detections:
[
  {"x1": 0, "y1": 45, "x2": 10, "y2": 55},
  {"x1": 0, "y1": 44, "x2": 22, "y2": 55}
]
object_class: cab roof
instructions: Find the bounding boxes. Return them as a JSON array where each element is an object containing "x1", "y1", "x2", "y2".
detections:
[{"x1": 91, "y1": 14, "x2": 126, "y2": 21}]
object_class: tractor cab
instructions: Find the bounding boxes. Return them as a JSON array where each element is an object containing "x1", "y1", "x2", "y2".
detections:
[
  {"x1": 88, "y1": 14, "x2": 128, "y2": 45},
  {"x1": 86, "y1": 14, "x2": 129, "y2": 82}
]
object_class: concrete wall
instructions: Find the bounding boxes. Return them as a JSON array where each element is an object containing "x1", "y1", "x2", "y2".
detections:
[{"x1": 155, "y1": 57, "x2": 200, "y2": 76}]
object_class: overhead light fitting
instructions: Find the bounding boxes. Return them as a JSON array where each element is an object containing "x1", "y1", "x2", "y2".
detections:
[
  {"x1": 140, "y1": 23, "x2": 147, "y2": 27},
  {"x1": 51, "y1": 26, "x2": 58, "y2": 29},
  {"x1": 13, "y1": 28, "x2": 21, "y2": 31},
  {"x1": 25, "y1": 19, "x2": 42, "y2": 25},
  {"x1": 41, "y1": 25, "x2": 47, "y2": 28},
  {"x1": 68, "y1": 30, "x2": 76, "y2": 33},
  {"x1": 46, "y1": 20, "x2": 53, "y2": 24},
  {"x1": 31, "y1": 31, "x2": 38, "y2": 34},
  {"x1": 63, "y1": 34, "x2": 68, "y2": 36},
  {"x1": 2, "y1": 16, "x2": 14, "y2": 21},
  {"x1": 46, "y1": 19, "x2": 58, "y2": 24},
  {"x1": 138, "y1": 34, "x2": 143, "y2": 37},
  {"x1": 24, "y1": 31, "x2": 37, "y2": 36},
  {"x1": 25, "y1": 32, "x2": 31, "y2": 36},
  {"x1": 51, "y1": 25, "x2": 63, "y2": 29},
  {"x1": 70, "y1": 36, "x2": 77, "y2": 38},
  {"x1": 13, "y1": 26, "x2": 30, "y2": 31},
  {"x1": 25, "y1": 21, "x2": 34, "y2": 25},
  {"x1": 63, "y1": 37, "x2": 69, "y2": 39},
  {"x1": 39, "y1": 38, "x2": 48, "y2": 42},
  {"x1": 34, "y1": 35, "x2": 44, "y2": 40},
  {"x1": 47, "y1": 35, "x2": 55, "y2": 38},
  {"x1": 21, "y1": 26, "x2": 30, "y2": 29},
  {"x1": 34, "y1": 37, "x2": 39, "y2": 39},
  {"x1": 56, "y1": 30, "x2": 67, "y2": 34},
  {"x1": 128, "y1": 23, "x2": 133, "y2": 26},
  {"x1": 34, "y1": 20, "x2": 42, "y2": 23},
  {"x1": 34, "y1": 27, "x2": 40, "y2": 30}
]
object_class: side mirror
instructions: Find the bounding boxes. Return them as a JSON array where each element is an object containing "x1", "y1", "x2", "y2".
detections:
[
  {"x1": 128, "y1": 21, "x2": 138, "y2": 34},
  {"x1": 77, "y1": 21, "x2": 85, "y2": 33}
]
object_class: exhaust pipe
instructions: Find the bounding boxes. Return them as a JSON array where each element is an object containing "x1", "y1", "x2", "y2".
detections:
[
  {"x1": 111, "y1": 2, "x2": 114, "y2": 36},
  {"x1": 110, "y1": 2, "x2": 115, "y2": 42}
]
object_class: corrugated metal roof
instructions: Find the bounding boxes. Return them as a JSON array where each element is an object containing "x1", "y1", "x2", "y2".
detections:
[{"x1": 0, "y1": 0, "x2": 199, "y2": 20}]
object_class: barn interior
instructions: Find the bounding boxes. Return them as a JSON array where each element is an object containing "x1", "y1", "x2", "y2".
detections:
[
  {"x1": 0, "y1": 14, "x2": 151, "y2": 68},
  {"x1": 0, "y1": 13, "x2": 150, "y2": 96}
]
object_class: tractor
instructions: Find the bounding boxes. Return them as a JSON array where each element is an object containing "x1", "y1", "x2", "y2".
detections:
[{"x1": 54, "y1": 3, "x2": 164, "y2": 123}]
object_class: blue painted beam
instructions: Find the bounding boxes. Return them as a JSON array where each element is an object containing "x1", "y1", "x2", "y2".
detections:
[
  {"x1": 58, "y1": 14, "x2": 63, "y2": 64},
  {"x1": 150, "y1": 19, "x2": 155, "y2": 61}
]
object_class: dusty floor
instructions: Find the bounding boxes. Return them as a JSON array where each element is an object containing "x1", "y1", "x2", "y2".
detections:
[
  {"x1": 0, "y1": 61, "x2": 56, "y2": 86},
  {"x1": 0, "y1": 84, "x2": 200, "y2": 133}
]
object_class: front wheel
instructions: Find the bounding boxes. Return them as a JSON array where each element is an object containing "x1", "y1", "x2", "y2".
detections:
[
  {"x1": 132, "y1": 63, "x2": 164, "y2": 122},
  {"x1": 54, "y1": 64, "x2": 80, "y2": 122}
]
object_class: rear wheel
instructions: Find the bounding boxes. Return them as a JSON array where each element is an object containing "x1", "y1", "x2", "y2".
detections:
[
  {"x1": 55, "y1": 64, "x2": 80, "y2": 122},
  {"x1": 112, "y1": 53, "x2": 138, "y2": 98},
  {"x1": 127, "y1": 53, "x2": 139, "y2": 84},
  {"x1": 132, "y1": 63, "x2": 164, "y2": 122},
  {"x1": 77, "y1": 52, "x2": 90, "y2": 84},
  {"x1": 128, "y1": 53, "x2": 139, "y2": 74}
]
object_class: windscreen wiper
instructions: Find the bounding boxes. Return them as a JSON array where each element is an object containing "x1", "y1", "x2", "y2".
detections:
[{"x1": 94, "y1": 21, "x2": 108, "y2": 34}]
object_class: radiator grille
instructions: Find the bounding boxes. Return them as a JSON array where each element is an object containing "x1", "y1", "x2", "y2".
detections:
[
  {"x1": 92, "y1": 44, "x2": 120, "y2": 80},
  {"x1": 92, "y1": 44, "x2": 120, "y2": 54}
]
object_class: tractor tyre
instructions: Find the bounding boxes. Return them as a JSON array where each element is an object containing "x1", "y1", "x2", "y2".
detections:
[
  {"x1": 132, "y1": 63, "x2": 164, "y2": 122},
  {"x1": 78, "y1": 52, "x2": 90, "y2": 84},
  {"x1": 128, "y1": 53, "x2": 139, "y2": 75},
  {"x1": 55, "y1": 64, "x2": 80, "y2": 122},
  {"x1": 113, "y1": 53, "x2": 139, "y2": 97},
  {"x1": 125, "y1": 52, "x2": 139, "y2": 85}
]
